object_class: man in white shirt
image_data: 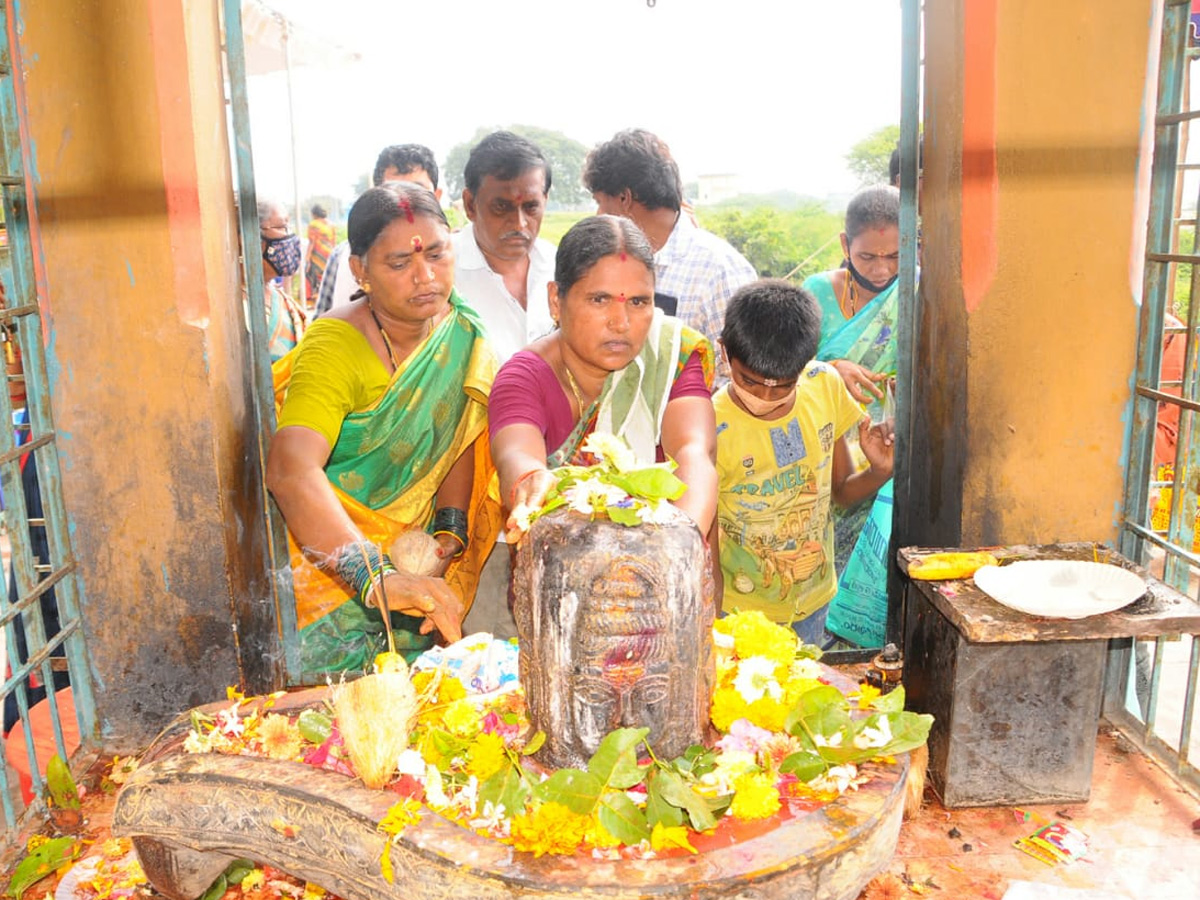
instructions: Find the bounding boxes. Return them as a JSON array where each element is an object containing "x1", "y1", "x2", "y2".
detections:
[
  {"x1": 314, "y1": 144, "x2": 442, "y2": 317},
  {"x1": 452, "y1": 131, "x2": 557, "y2": 642},
  {"x1": 452, "y1": 131, "x2": 556, "y2": 362}
]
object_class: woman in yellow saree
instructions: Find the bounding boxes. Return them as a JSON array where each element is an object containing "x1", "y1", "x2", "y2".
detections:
[{"x1": 267, "y1": 182, "x2": 501, "y2": 677}]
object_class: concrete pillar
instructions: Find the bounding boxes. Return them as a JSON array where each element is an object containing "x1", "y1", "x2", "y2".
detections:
[
  {"x1": 17, "y1": 0, "x2": 282, "y2": 749},
  {"x1": 901, "y1": 0, "x2": 1155, "y2": 550}
]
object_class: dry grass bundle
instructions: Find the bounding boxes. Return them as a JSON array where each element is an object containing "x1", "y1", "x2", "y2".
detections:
[{"x1": 333, "y1": 658, "x2": 419, "y2": 790}]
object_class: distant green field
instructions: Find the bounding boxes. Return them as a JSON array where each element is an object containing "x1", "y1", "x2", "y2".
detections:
[{"x1": 539, "y1": 211, "x2": 589, "y2": 246}]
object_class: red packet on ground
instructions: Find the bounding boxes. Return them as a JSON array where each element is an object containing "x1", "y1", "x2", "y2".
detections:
[{"x1": 1013, "y1": 821, "x2": 1089, "y2": 866}]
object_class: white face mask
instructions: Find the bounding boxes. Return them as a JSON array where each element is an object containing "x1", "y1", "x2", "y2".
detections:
[{"x1": 728, "y1": 378, "x2": 796, "y2": 418}]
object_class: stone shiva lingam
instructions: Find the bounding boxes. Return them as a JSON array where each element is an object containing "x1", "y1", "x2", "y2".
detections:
[{"x1": 513, "y1": 506, "x2": 716, "y2": 769}]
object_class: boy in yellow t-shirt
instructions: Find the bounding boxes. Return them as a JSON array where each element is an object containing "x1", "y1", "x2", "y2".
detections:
[{"x1": 714, "y1": 279, "x2": 894, "y2": 646}]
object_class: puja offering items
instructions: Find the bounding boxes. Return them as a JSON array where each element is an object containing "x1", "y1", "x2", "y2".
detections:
[
  {"x1": 174, "y1": 622, "x2": 930, "y2": 863},
  {"x1": 1013, "y1": 821, "x2": 1090, "y2": 867},
  {"x1": 332, "y1": 654, "x2": 418, "y2": 789},
  {"x1": 389, "y1": 530, "x2": 440, "y2": 577},
  {"x1": 907, "y1": 551, "x2": 999, "y2": 581}
]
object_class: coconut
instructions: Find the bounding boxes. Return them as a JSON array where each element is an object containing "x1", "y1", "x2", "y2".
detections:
[
  {"x1": 333, "y1": 658, "x2": 418, "y2": 790},
  {"x1": 390, "y1": 529, "x2": 441, "y2": 576}
]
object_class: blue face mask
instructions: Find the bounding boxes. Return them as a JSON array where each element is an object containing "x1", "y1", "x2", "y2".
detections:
[{"x1": 263, "y1": 233, "x2": 302, "y2": 277}]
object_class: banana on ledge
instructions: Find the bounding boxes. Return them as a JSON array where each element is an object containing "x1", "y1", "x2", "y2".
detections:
[{"x1": 908, "y1": 551, "x2": 998, "y2": 581}]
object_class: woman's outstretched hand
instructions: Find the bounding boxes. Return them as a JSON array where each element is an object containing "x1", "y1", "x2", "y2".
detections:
[
  {"x1": 505, "y1": 468, "x2": 558, "y2": 541},
  {"x1": 832, "y1": 359, "x2": 888, "y2": 404},
  {"x1": 370, "y1": 571, "x2": 464, "y2": 642}
]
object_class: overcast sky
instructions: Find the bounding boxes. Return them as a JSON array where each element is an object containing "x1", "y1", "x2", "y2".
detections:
[{"x1": 246, "y1": 0, "x2": 902, "y2": 209}]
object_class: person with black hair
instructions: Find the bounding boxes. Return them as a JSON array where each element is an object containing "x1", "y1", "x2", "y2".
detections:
[
  {"x1": 315, "y1": 144, "x2": 442, "y2": 317},
  {"x1": 583, "y1": 128, "x2": 755, "y2": 382},
  {"x1": 713, "y1": 280, "x2": 893, "y2": 646},
  {"x1": 490, "y1": 215, "x2": 717, "y2": 538},
  {"x1": 453, "y1": 130, "x2": 556, "y2": 364},
  {"x1": 267, "y1": 181, "x2": 501, "y2": 676}
]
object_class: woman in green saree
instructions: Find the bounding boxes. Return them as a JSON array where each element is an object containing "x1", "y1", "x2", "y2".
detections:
[
  {"x1": 267, "y1": 182, "x2": 501, "y2": 677},
  {"x1": 802, "y1": 185, "x2": 900, "y2": 623}
]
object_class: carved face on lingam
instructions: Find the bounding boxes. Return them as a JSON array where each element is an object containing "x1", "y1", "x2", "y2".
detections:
[{"x1": 514, "y1": 508, "x2": 716, "y2": 770}]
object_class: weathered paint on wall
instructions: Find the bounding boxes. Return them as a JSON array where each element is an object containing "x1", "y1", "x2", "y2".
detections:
[
  {"x1": 18, "y1": 0, "x2": 281, "y2": 749},
  {"x1": 912, "y1": 0, "x2": 1150, "y2": 551}
]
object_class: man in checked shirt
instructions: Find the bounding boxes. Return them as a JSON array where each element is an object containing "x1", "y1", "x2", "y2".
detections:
[{"x1": 583, "y1": 128, "x2": 757, "y2": 385}]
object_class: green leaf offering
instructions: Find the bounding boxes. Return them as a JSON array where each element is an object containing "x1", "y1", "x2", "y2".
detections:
[
  {"x1": 7, "y1": 836, "x2": 77, "y2": 900},
  {"x1": 537, "y1": 768, "x2": 601, "y2": 815},
  {"x1": 46, "y1": 754, "x2": 81, "y2": 810},
  {"x1": 297, "y1": 709, "x2": 332, "y2": 745},
  {"x1": 587, "y1": 727, "x2": 648, "y2": 791},
  {"x1": 597, "y1": 790, "x2": 650, "y2": 845}
]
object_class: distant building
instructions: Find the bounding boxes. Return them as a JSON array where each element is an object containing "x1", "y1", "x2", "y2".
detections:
[{"x1": 697, "y1": 173, "x2": 741, "y2": 205}]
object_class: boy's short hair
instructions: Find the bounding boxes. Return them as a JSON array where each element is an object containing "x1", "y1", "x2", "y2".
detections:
[{"x1": 721, "y1": 279, "x2": 822, "y2": 381}]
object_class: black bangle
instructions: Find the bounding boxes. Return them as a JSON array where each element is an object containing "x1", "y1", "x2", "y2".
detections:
[{"x1": 431, "y1": 507, "x2": 469, "y2": 556}]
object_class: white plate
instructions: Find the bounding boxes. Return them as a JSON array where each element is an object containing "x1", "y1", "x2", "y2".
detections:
[{"x1": 972, "y1": 560, "x2": 1147, "y2": 619}]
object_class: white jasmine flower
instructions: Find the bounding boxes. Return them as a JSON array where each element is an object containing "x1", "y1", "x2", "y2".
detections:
[
  {"x1": 852, "y1": 716, "x2": 894, "y2": 750},
  {"x1": 468, "y1": 800, "x2": 507, "y2": 831},
  {"x1": 565, "y1": 477, "x2": 629, "y2": 515},
  {"x1": 811, "y1": 731, "x2": 844, "y2": 748},
  {"x1": 424, "y1": 764, "x2": 449, "y2": 809},
  {"x1": 809, "y1": 763, "x2": 864, "y2": 795},
  {"x1": 510, "y1": 502, "x2": 537, "y2": 533},
  {"x1": 733, "y1": 656, "x2": 784, "y2": 703},
  {"x1": 395, "y1": 749, "x2": 426, "y2": 778},
  {"x1": 214, "y1": 704, "x2": 245, "y2": 738},
  {"x1": 580, "y1": 433, "x2": 638, "y2": 472},
  {"x1": 183, "y1": 731, "x2": 211, "y2": 754},
  {"x1": 636, "y1": 498, "x2": 676, "y2": 525},
  {"x1": 699, "y1": 749, "x2": 759, "y2": 794}
]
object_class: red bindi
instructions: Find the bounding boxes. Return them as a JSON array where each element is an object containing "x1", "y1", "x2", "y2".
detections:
[
  {"x1": 619, "y1": 252, "x2": 627, "y2": 262},
  {"x1": 398, "y1": 197, "x2": 414, "y2": 223},
  {"x1": 411, "y1": 235, "x2": 423, "y2": 252},
  {"x1": 617, "y1": 293, "x2": 627, "y2": 303}
]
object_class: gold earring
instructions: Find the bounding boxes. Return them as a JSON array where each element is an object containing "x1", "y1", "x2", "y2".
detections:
[{"x1": 361, "y1": 281, "x2": 371, "y2": 293}]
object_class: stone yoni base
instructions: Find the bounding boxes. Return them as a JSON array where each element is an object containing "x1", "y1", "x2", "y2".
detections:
[{"x1": 112, "y1": 688, "x2": 908, "y2": 900}]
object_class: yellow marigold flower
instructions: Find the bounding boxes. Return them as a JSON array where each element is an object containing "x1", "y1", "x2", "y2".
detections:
[
  {"x1": 510, "y1": 802, "x2": 588, "y2": 857},
  {"x1": 650, "y1": 821, "x2": 698, "y2": 854},
  {"x1": 711, "y1": 686, "x2": 749, "y2": 732},
  {"x1": 730, "y1": 772, "x2": 782, "y2": 821},
  {"x1": 852, "y1": 683, "x2": 882, "y2": 710},
  {"x1": 259, "y1": 714, "x2": 303, "y2": 760},
  {"x1": 465, "y1": 732, "x2": 508, "y2": 781},
  {"x1": 378, "y1": 798, "x2": 423, "y2": 838},
  {"x1": 302, "y1": 883, "x2": 327, "y2": 900},
  {"x1": 584, "y1": 814, "x2": 623, "y2": 850},
  {"x1": 438, "y1": 676, "x2": 467, "y2": 705},
  {"x1": 442, "y1": 697, "x2": 481, "y2": 738},
  {"x1": 719, "y1": 610, "x2": 796, "y2": 667},
  {"x1": 745, "y1": 696, "x2": 788, "y2": 733},
  {"x1": 411, "y1": 671, "x2": 436, "y2": 694}
]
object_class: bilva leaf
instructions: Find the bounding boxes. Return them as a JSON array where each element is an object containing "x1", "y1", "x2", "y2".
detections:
[
  {"x1": 645, "y1": 775, "x2": 685, "y2": 829},
  {"x1": 479, "y1": 762, "x2": 530, "y2": 816},
  {"x1": 605, "y1": 504, "x2": 643, "y2": 526},
  {"x1": 537, "y1": 768, "x2": 602, "y2": 815},
  {"x1": 779, "y1": 750, "x2": 828, "y2": 782},
  {"x1": 608, "y1": 468, "x2": 687, "y2": 502},
  {"x1": 587, "y1": 727, "x2": 648, "y2": 791},
  {"x1": 597, "y1": 790, "x2": 650, "y2": 845},
  {"x1": 651, "y1": 768, "x2": 716, "y2": 832}
]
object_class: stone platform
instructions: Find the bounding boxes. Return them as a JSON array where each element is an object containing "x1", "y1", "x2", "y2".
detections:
[{"x1": 112, "y1": 688, "x2": 909, "y2": 900}]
